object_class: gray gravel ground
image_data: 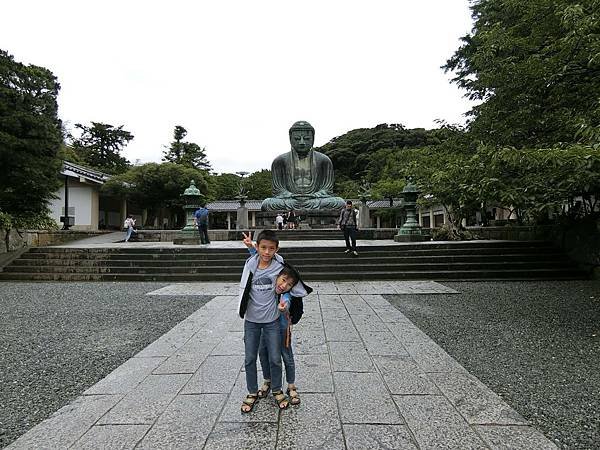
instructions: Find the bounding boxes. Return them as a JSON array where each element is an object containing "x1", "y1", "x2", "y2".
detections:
[
  {"x1": 0, "y1": 282, "x2": 211, "y2": 449},
  {"x1": 386, "y1": 280, "x2": 600, "y2": 450}
]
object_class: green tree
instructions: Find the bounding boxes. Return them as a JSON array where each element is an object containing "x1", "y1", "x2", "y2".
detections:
[
  {"x1": 246, "y1": 169, "x2": 272, "y2": 199},
  {"x1": 102, "y1": 162, "x2": 208, "y2": 227},
  {"x1": 163, "y1": 125, "x2": 211, "y2": 171},
  {"x1": 69, "y1": 122, "x2": 132, "y2": 174},
  {"x1": 207, "y1": 173, "x2": 241, "y2": 201},
  {"x1": 0, "y1": 49, "x2": 62, "y2": 219},
  {"x1": 445, "y1": 0, "x2": 600, "y2": 147}
]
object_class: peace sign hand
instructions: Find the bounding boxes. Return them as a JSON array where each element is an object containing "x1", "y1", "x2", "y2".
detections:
[{"x1": 242, "y1": 231, "x2": 254, "y2": 249}]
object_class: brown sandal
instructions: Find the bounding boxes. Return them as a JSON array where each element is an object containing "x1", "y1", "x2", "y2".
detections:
[
  {"x1": 257, "y1": 380, "x2": 271, "y2": 398},
  {"x1": 287, "y1": 386, "x2": 300, "y2": 405},
  {"x1": 272, "y1": 390, "x2": 289, "y2": 409},
  {"x1": 241, "y1": 393, "x2": 258, "y2": 413}
]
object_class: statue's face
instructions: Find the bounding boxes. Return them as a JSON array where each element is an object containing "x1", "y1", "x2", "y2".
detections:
[{"x1": 290, "y1": 130, "x2": 314, "y2": 156}]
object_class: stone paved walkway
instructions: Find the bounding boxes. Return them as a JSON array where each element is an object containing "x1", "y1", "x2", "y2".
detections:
[{"x1": 8, "y1": 282, "x2": 557, "y2": 449}]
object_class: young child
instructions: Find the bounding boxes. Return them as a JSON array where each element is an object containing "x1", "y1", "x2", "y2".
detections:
[
  {"x1": 243, "y1": 240, "x2": 312, "y2": 406},
  {"x1": 238, "y1": 230, "x2": 308, "y2": 413},
  {"x1": 257, "y1": 265, "x2": 309, "y2": 406}
]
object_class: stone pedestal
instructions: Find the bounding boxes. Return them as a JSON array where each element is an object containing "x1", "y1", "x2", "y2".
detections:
[
  {"x1": 236, "y1": 206, "x2": 249, "y2": 229},
  {"x1": 256, "y1": 209, "x2": 342, "y2": 229},
  {"x1": 359, "y1": 203, "x2": 370, "y2": 229}
]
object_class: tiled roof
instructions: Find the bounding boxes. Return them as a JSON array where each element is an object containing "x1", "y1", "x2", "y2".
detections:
[
  {"x1": 207, "y1": 200, "x2": 263, "y2": 211},
  {"x1": 62, "y1": 161, "x2": 111, "y2": 184},
  {"x1": 206, "y1": 199, "x2": 403, "y2": 211}
]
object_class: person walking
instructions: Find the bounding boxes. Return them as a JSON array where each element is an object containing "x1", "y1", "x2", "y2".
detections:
[
  {"x1": 123, "y1": 215, "x2": 136, "y2": 242},
  {"x1": 338, "y1": 200, "x2": 358, "y2": 256}
]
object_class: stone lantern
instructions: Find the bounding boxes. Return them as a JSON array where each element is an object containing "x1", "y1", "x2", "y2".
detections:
[
  {"x1": 394, "y1": 177, "x2": 430, "y2": 242},
  {"x1": 173, "y1": 180, "x2": 206, "y2": 245},
  {"x1": 181, "y1": 180, "x2": 204, "y2": 232}
]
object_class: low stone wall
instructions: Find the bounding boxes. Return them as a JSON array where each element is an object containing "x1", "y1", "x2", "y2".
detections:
[
  {"x1": 467, "y1": 222, "x2": 600, "y2": 277},
  {"x1": 0, "y1": 229, "x2": 104, "y2": 254}
]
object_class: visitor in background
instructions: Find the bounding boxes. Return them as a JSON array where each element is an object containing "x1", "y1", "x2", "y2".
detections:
[
  {"x1": 194, "y1": 204, "x2": 210, "y2": 244},
  {"x1": 276, "y1": 213, "x2": 284, "y2": 230},
  {"x1": 287, "y1": 210, "x2": 296, "y2": 230},
  {"x1": 123, "y1": 215, "x2": 136, "y2": 242},
  {"x1": 337, "y1": 200, "x2": 358, "y2": 256}
]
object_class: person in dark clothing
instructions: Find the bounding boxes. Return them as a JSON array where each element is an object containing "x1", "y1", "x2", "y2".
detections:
[
  {"x1": 337, "y1": 200, "x2": 358, "y2": 256},
  {"x1": 193, "y1": 205, "x2": 210, "y2": 244}
]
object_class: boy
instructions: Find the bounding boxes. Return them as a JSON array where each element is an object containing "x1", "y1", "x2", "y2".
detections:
[
  {"x1": 243, "y1": 244, "x2": 312, "y2": 407},
  {"x1": 238, "y1": 230, "x2": 307, "y2": 412}
]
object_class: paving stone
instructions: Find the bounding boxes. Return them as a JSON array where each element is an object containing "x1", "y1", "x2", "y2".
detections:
[
  {"x1": 333, "y1": 283, "x2": 359, "y2": 294},
  {"x1": 153, "y1": 344, "x2": 214, "y2": 375},
  {"x1": 430, "y1": 372, "x2": 527, "y2": 425},
  {"x1": 277, "y1": 394, "x2": 344, "y2": 449},
  {"x1": 71, "y1": 424, "x2": 150, "y2": 449},
  {"x1": 134, "y1": 325, "x2": 199, "y2": 358},
  {"x1": 321, "y1": 308, "x2": 351, "y2": 323},
  {"x1": 99, "y1": 374, "x2": 191, "y2": 424},
  {"x1": 210, "y1": 331, "x2": 245, "y2": 356},
  {"x1": 218, "y1": 372, "x2": 279, "y2": 423},
  {"x1": 294, "y1": 354, "x2": 334, "y2": 393},
  {"x1": 359, "y1": 330, "x2": 409, "y2": 356},
  {"x1": 373, "y1": 356, "x2": 440, "y2": 395},
  {"x1": 474, "y1": 425, "x2": 558, "y2": 449},
  {"x1": 373, "y1": 305, "x2": 413, "y2": 323},
  {"x1": 341, "y1": 295, "x2": 375, "y2": 314},
  {"x1": 385, "y1": 321, "x2": 431, "y2": 343},
  {"x1": 182, "y1": 355, "x2": 242, "y2": 394},
  {"x1": 402, "y1": 341, "x2": 468, "y2": 373},
  {"x1": 343, "y1": 424, "x2": 418, "y2": 449},
  {"x1": 319, "y1": 294, "x2": 345, "y2": 309},
  {"x1": 204, "y1": 422, "x2": 278, "y2": 449},
  {"x1": 323, "y1": 318, "x2": 361, "y2": 342},
  {"x1": 360, "y1": 294, "x2": 391, "y2": 307},
  {"x1": 84, "y1": 357, "x2": 165, "y2": 395},
  {"x1": 393, "y1": 395, "x2": 488, "y2": 449},
  {"x1": 7, "y1": 394, "x2": 122, "y2": 450},
  {"x1": 350, "y1": 314, "x2": 386, "y2": 333},
  {"x1": 334, "y1": 372, "x2": 402, "y2": 424},
  {"x1": 329, "y1": 341, "x2": 374, "y2": 372},
  {"x1": 137, "y1": 394, "x2": 226, "y2": 449},
  {"x1": 294, "y1": 329, "x2": 328, "y2": 354}
]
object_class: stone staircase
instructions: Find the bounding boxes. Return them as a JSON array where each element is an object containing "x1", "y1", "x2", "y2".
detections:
[{"x1": 0, "y1": 241, "x2": 588, "y2": 281}]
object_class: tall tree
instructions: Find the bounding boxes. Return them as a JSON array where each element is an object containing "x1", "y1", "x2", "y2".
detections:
[
  {"x1": 246, "y1": 169, "x2": 272, "y2": 199},
  {"x1": 70, "y1": 122, "x2": 132, "y2": 174},
  {"x1": 102, "y1": 162, "x2": 208, "y2": 227},
  {"x1": 445, "y1": 0, "x2": 600, "y2": 147},
  {"x1": 163, "y1": 125, "x2": 211, "y2": 171},
  {"x1": 0, "y1": 49, "x2": 62, "y2": 218}
]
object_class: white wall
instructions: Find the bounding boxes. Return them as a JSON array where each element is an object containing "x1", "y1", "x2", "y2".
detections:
[{"x1": 49, "y1": 179, "x2": 97, "y2": 230}]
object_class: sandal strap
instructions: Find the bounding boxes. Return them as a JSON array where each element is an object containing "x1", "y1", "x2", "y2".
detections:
[{"x1": 243, "y1": 394, "x2": 258, "y2": 405}]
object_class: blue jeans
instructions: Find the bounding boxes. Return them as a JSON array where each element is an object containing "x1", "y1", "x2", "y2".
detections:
[
  {"x1": 125, "y1": 227, "x2": 134, "y2": 241},
  {"x1": 259, "y1": 322, "x2": 295, "y2": 384},
  {"x1": 244, "y1": 320, "x2": 282, "y2": 394}
]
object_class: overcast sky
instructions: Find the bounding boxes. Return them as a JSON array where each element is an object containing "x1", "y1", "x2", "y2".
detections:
[{"x1": 2, "y1": 0, "x2": 475, "y2": 174}]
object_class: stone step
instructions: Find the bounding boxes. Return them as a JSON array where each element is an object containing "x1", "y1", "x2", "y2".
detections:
[
  {"x1": 2, "y1": 260, "x2": 578, "y2": 274},
  {"x1": 2, "y1": 241, "x2": 586, "y2": 281},
  {"x1": 0, "y1": 268, "x2": 587, "y2": 282},
  {"x1": 8, "y1": 253, "x2": 571, "y2": 266}
]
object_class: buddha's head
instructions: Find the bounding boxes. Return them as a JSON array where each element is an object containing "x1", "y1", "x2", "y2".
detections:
[{"x1": 289, "y1": 121, "x2": 315, "y2": 157}]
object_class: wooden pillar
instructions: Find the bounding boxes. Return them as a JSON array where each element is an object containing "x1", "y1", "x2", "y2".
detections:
[
  {"x1": 376, "y1": 215, "x2": 381, "y2": 229},
  {"x1": 251, "y1": 211, "x2": 256, "y2": 227},
  {"x1": 429, "y1": 209, "x2": 434, "y2": 228},
  {"x1": 227, "y1": 212, "x2": 231, "y2": 230}
]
